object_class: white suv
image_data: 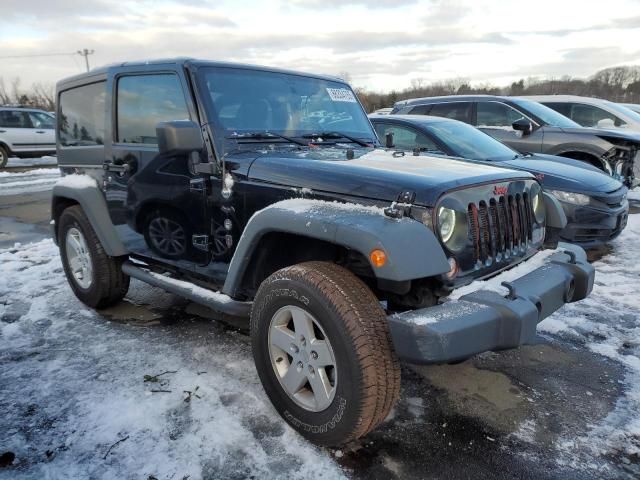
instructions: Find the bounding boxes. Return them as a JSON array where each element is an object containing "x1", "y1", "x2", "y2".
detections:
[{"x1": 0, "y1": 107, "x2": 56, "y2": 167}]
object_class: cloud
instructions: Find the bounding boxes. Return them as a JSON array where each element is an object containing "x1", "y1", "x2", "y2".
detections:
[{"x1": 289, "y1": 0, "x2": 417, "y2": 8}]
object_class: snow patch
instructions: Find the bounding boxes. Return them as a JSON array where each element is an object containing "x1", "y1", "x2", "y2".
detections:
[
  {"x1": 449, "y1": 249, "x2": 558, "y2": 299},
  {"x1": 55, "y1": 173, "x2": 98, "y2": 189},
  {"x1": 273, "y1": 198, "x2": 384, "y2": 216}
]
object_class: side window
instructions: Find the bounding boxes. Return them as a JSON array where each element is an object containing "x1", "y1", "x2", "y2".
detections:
[
  {"x1": 117, "y1": 74, "x2": 190, "y2": 144},
  {"x1": 376, "y1": 124, "x2": 440, "y2": 152},
  {"x1": 0, "y1": 110, "x2": 32, "y2": 128},
  {"x1": 409, "y1": 105, "x2": 430, "y2": 115},
  {"x1": 570, "y1": 104, "x2": 624, "y2": 127},
  {"x1": 59, "y1": 82, "x2": 106, "y2": 146},
  {"x1": 29, "y1": 112, "x2": 55, "y2": 129},
  {"x1": 476, "y1": 102, "x2": 524, "y2": 128},
  {"x1": 543, "y1": 102, "x2": 571, "y2": 117},
  {"x1": 428, "y1": 102, "x2": 472, "y2": 123}
]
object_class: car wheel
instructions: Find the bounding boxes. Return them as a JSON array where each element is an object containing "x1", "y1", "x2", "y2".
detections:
[
  {"x1": 58, "y1": 205, "x2": 130, "y2": 308},
  {"x1": 0, "y1": 145, "x2": 8, "y2": 168},
  {"x1": 251, "y1": 261, "x2": 400, "y2": 446}
]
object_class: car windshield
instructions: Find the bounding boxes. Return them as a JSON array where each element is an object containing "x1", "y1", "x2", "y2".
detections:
[
  {"x1": 425, "y1": 120, "x2": 518, "y2": 161},
  {"x1": 605, "y1": 101, "x2": 640, "y2": 123},
  {"x1": 511, "y1": 98, "x2": 580, "y2": 128},
  {"x1": 197, "y1": 66, "x2": 376, "y2": 144}
]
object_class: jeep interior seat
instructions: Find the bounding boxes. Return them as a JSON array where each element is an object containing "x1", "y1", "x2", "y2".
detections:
[{"x1": 236, "y1": 99, "x2": 273, "y2": 130}]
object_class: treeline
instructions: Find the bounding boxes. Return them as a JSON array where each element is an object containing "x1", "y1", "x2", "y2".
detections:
[
  {"x1": 356, "y1": 65, "x2": 640, "y2": 112},
  {"x1": 0, "y1": 78, "x2": 55, "y2": 111}
]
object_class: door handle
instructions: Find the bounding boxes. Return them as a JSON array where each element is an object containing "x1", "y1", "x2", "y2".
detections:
[
  {"x1": 36, "y1": 130, "x2": 46, "y2": 134},
  {"x1": 0, "y1": 130, "x2": 6, "y2": 133}
]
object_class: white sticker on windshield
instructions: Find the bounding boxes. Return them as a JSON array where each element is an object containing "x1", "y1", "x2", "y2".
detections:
[{"x1": 326, "y1": 88, "x2": 357, "y2": 103}]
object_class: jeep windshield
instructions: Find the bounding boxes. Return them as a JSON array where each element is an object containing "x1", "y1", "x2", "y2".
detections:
[{"x1": 196, "y1": 66, "x2": 377, "y2": 147}]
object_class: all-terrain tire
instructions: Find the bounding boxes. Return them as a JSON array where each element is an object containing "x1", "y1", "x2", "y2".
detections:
[
  {"x1": 58, "y1": 205, "x2": 130, "y2": 308},
  {"x1": 251, "y1": 261, "x2": 401, "y2": 446},
  {"x1": 0, "y1": 145, "x2": 8, "y2": 168}
]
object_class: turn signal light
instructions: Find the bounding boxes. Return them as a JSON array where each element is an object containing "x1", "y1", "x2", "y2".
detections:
[{"x1": 370, "y1": 249, "x2": 387, "y2": 268}]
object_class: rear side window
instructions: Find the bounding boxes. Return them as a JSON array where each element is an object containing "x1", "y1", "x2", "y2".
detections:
[
  {"x1": 543, "y1": 102, "x2": 571, "y2": 117},
  {"x1": 59, "y1": 82, "x2": 106, "y2": 146},
  {"x1": 0, "y1": 110, "x2": 32, "y2": 128},
  {"x1": 428, "y1": 102, "x2": 472, "y2": 123},
  {"x1": 408, "y1": 105, "x2": 430, "y2": 115},
  {"x1": 570, "y1": 103, "x2": 625, "y2": 127},
  {"x1": 116, "y1": 74, "x2": 190, "y2": 144}
]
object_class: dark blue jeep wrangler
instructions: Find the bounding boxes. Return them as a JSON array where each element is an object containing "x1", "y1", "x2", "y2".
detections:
[{"x1": 51, "y1": 58, "x2": 594, "y2": 446}]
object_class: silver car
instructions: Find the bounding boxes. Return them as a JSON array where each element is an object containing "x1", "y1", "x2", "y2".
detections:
[
  {"x1": 391, "y1": 95, "x2": 640, "y2": 187},
  {"x1": 523, "y1": 95, "x2": 640, "y2": 133},
  {"x1": 0, "y1": 106, "x2": 56, "y2": 168}
]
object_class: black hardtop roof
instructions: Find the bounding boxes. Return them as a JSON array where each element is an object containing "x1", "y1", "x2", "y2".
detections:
[{"x1": 57, "y1": 57, "x2": 345, "y2": 89}]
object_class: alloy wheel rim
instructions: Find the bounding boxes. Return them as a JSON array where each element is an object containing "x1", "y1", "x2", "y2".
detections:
[
  {"x1": 65, "y1": 227, "x2": 93, "y2": 289},
  {"x1": 148, "y1": 217, "x2": 186, "y2": 257},
  {"x1": 268, "y1": 305, "x2": 337, "y2": 412}
]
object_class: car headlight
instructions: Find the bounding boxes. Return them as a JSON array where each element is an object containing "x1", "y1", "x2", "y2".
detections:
[
  {"x1": 438, "y1": 207, "x2": 456, "y2": 242},
  {"x1": 549, "y1": 189, "x2": 590, "y2": 205}
]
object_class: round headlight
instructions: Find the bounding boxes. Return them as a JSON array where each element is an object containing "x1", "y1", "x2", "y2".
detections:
[
  {"x1": 438, "y1": 207, "x2": 456, "y2": 242},
  {"x1": 532, "y1": 191, "x2": 545, "y2": 223}
]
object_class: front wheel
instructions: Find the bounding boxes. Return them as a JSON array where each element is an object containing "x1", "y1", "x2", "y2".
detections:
[
  {"x1": 251, "y1": 261, "x2": 400, "y2": 446},
  {"x1": 0, "y1": 145, "x2": 8, "y2": 168}
]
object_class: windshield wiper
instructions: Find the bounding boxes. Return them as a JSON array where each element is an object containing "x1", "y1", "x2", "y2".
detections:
[
  {"x1": 226, "y1": 131, "x2": 308, "y2": 147},
  {"x1": 301, "y1": 132, "x2": 372, "y2": 147}
]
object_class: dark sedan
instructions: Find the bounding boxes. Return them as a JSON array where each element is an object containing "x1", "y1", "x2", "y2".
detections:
[{"x1": 370, "y1": 114, "x2": 629, "y2": 248}]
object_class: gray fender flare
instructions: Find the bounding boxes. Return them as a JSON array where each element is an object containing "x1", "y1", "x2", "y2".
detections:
[
  {"x1": 222, "y1": 199, "x2": 451, "y2": 297},
  {"x1": 543, "y1": 192, "x2": 568, "y2": 229},
  {"x1": 52, "y1": 182, "x2": 128, "y2": 256}
]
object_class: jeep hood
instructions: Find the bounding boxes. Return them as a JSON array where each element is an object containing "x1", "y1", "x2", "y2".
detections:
[
  {"x1": 245, "y1": 148, "x2": 532, "y2": 206},
  {"x1": 497, "y1": 154, "x2": 622, "y2": 194}
]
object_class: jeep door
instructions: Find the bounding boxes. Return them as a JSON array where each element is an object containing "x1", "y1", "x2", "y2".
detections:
[
  {"x1": 475, "y1": 101, "x2": 544, "y2": 154},
  {"x1": 104, "y1": 67, "x2": 209, "y2": 267}
]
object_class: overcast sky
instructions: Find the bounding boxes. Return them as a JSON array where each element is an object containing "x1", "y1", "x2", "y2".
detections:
[{"x1": 1, "y1": 0, "x2": 639, "y2": 92}]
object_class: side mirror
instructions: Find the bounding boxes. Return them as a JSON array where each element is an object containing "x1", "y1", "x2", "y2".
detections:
[
  {"x1": 385, "y1": 132, "x2": 394, "y2": 148},
  {"x1": 512, "y1": 118, "x2": 533, "y2": 135},
  {"x1": 156, "y1": 120, "x2": 204, "y2": 154},
  {"x1": 596, "y1": 118, "x2": 615, "y2": 129}
]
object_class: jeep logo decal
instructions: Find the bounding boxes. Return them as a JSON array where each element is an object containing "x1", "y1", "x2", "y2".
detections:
[{"x1": 493, "y1": 185, "x2": 508, "y2": 195}]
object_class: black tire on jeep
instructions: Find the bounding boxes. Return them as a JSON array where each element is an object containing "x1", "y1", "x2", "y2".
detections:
[
  {"x1": 0, "y1": 145, "x2": 9, "y2": 168},
  {"x1": 58, "y1": 205, "x2": 130, "y2": 308},
  {"x1": 251, "y1": 261, "x2": 401, "y2": 446}
]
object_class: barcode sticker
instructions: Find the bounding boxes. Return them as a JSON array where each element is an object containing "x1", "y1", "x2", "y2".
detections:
[{"x1": 326, "y1": 88, "x2": 357, "y2": 103}]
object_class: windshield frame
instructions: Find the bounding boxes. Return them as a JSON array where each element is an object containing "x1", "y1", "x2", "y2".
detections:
[
  {"x1": 511, "y1": 98, "x2": 581, "y2": 128},
  {"x1": 194, "y1": 65, "x2": 378, "y2": 156}
]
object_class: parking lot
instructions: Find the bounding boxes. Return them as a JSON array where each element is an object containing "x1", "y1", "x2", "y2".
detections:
[{"x1": 1, "y1": 163, "x2": 639, "y2": 479}]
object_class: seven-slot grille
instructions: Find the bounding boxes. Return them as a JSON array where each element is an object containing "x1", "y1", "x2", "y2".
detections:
[{"x1": 468, "y1": 192, "x2": 534, "y2": 265}]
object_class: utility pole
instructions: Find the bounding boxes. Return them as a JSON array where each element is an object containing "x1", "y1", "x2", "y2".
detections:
[{"x1": 77, "y1": 48, "x2": 94, "y2": 72}]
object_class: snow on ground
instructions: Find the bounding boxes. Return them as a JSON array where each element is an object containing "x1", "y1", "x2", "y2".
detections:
[
  {"x1": 0, "y1": 168, "x2": 60, "y2": 195},
  {"x1": 5, "y1": 156, "x2": 57, "y2": 168},
  {"x1": 0, "y1": 240, "x2": 344, "y2": 479},
  {"x1": 629, "y1": 187, "x2": 640, "y2": 202},
  {"x1": 539, "y1": 213, "x2": 640, "y2": 468}
]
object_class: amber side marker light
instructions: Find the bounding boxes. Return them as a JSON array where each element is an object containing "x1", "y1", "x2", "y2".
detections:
[{"x1": 370, "y1": 249, "x2": 387, "y2": 268}]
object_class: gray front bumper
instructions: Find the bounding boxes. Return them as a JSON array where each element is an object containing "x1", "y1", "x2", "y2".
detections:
[{"x1": 387, "y1": 244, "x2": 595, "y2": 364}]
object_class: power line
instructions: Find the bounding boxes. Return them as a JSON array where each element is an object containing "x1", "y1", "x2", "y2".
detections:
[{"x1": 0, "y1": 52, "x2": 76, "y2": 59}]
